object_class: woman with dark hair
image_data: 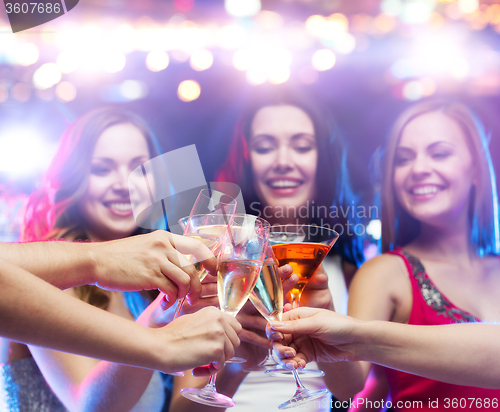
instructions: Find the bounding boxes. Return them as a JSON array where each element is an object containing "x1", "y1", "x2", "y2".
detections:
[
  {"x1": 170, "y1": 88, "x2": 364, "y2": 412},
  {"x1": 0, "y1": 107, "x2": 236, "y2": 412},
  {"x1": 215, "y1": 90, "x2": 363, "y2": 270},
  {"x1": 273, "y1": 99, "x2": 500, "y2": 412}
]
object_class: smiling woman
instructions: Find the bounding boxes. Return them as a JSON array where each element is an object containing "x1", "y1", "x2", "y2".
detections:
[
  {"x1": 8, "y1": 107, "x2": 171, "y2": 412},
  {"x1": 317, "y1": 99, "x2": 500, "y2": 412},
  {"x1": 248, "y1": 104, "x2": 318, "y2": 216},
  {"x1": 22, "y1": 107, "x2": 160, "y2": 243},
  {"x1": 170, "y1": 89, "x2": 365, "y2": 412},
  {"x1": 77, "y1": 122, "x2": 151, "y2": 241}
]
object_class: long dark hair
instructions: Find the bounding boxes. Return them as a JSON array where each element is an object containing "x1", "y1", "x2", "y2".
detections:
[
  {"x1": 215, "y1": 88, "x2": 364, "y2": 266},
  {"x1": 22, "y1": 107, "x2": 161, "y2": 308}
]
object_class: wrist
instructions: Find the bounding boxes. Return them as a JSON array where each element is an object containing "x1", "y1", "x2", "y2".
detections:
[
  {"x1": 343, "y1": 318, "x2": 370, "y2": 362},
  {"x1": 350, "y1": 319, "x2": 384, "y2": 363},
  {"x1": 82, "y1": 242, "x2": 100, "y2": 286}
]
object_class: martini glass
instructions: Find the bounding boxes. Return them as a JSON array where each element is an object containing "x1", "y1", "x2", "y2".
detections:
[
  {"x1": 267, "y1": 224, "x2": 339, "y2": 409},
  {"x1": 180, "y1": 214, "x2": 270, "y2": 408}
]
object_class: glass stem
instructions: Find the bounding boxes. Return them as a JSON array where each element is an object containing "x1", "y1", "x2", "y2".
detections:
[
  {"x1": 291, "y1": 296, "x2": 299, "y2": 309},
  {"x1": 206, "y1": 373, "x2": 217, "y2": 391},
  {"x1": 292, "y1": 369, "x2": 306, "y2": 390},
  {"x1": 173, "y1": 297, "x2": 186, "y2": 319}
]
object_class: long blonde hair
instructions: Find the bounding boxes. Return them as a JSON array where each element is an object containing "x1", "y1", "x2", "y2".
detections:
[{"x1": 381, "y1": 99, "x2": 500, "y2": 255}]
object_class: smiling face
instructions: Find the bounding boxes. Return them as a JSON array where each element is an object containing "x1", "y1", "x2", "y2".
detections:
[
  {"x1": 248, "y1": 105, "x2": 318, "y2": 216},
  {"x1": 393, "y1": 110, "x2": 476, "y2": 228},
  {"x1": 78, "y1": 123, "x2": 150, "y2": 241}
]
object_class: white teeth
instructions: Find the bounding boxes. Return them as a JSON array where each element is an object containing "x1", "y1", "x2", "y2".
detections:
[
  {"x1": 412, "y1": 186, "x2": 440, "y2": 195},
  {"x1": 109, "y1": 203, "x2": 132, "y2": 211},
  {"x1": 269, "y1": 180, "x2": 300, "y2": 188}
]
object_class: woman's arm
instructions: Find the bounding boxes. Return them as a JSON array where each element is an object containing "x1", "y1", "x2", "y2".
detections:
[
  {"x1": 0, "y1": 231, "x2": 216, "y2": 303},
  {"x1": 28, "y1": 289, "x2": 241, "y2": 412},
  {"x1": 1, "y1": 258, "x2": 240, "y2": 375},
  {"x1": 313, "y1": 254, "x2": 408, "y2": 400},
  {"x1": 270, "y1": 308, "x2": 500, "y2": 389}
]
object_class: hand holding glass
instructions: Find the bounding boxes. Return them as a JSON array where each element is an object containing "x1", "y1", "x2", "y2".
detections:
[{"x1": 180, "y1": 214, "x2": 270, "y2": 408}]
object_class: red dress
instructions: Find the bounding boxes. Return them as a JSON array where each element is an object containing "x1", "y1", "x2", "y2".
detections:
[{"x1": 383, "y1": 248, "x2": 500, "y2": 411}]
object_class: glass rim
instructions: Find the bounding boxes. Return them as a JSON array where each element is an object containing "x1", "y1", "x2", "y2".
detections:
[
  {"x1": 269, "y1": 223, "x2": 339, "y2": 237},
  {"x1": 196, "y1": 188, "x2": 237, "y2": 205},
  {"x1": 230, "y1": 214, "x2": 271, "y2": 229}
]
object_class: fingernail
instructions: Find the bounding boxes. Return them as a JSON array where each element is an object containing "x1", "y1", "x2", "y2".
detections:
[
  {"x1": 271, "y1": 321, "x2": 284, "y2": 327},
  {"x1": 285, "y1": 362, "x2": 295, "y2": 370},
  {"x1": 284, "y1": 350, "x2": 295, "y2": 357},
  {"x1": 270, "y1": 332, "x2": 284, "y2": 340}
]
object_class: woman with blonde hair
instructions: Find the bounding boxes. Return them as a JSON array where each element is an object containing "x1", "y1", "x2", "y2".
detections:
[{"x1": 281, "y1": 99, "x2": 500, "y2": 411}]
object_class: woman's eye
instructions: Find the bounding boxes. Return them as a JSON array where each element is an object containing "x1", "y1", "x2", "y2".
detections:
[
  {"x1": 432, "y1": 152, "x2": 450, "y2": 160},
  {"x1": 253, "y1": 147, "x2": 273, "y2": 154},
  {"x1": 91, "y1": 166, "x2": 111, "y2": 176},
  {"x1": 294, "y1": 146, "x2": 313, "y2": 154},
  {"x1": 394, "y1": 156, "x2": 411, "y2": 166}
]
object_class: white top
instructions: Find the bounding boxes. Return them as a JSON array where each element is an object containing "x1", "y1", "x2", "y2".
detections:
[{"x1": 231, "y1": 255, "x2": 348, "y2": 411}]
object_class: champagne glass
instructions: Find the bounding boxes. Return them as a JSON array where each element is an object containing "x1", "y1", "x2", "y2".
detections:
[
  {"x1": 243, "y1": 245, "x2": 283, "y2": 372},
  {"x1": 168, "y1": 190, "x2": 236, "y2": 377},
  {"x1": 267, "y1": 224, "x2": 338, "y2": 409},
  {"x1": 172, "y1": 189, "x2": 237, "y2": 319},
  {"x1": 180, "y1": 214, "x2": 270, "y2": 408}
]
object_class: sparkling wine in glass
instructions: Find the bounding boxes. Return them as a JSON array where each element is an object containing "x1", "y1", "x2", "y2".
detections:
[
  {"x1": 180, "y1": 214, "x2": 270, "y2": 408},
  {"x1": 168, "y1": 190, "x2": 236, "y2": 377},
  {"x1": 244, "y1": 247, "x2": 283, "y2": 372},
  {"x1": 172, "y1": 189, "x2": 237, "y2": 319}
]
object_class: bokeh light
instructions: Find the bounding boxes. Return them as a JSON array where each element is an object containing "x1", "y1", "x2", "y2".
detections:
[
  {"x1": 177, "y1": 80, "x2": 201, "y2": 102},
  {"x1": 403, "y1": 80, "x2": 425, "y2": 100},
  {"x1": 56, "y1": 81, "x2": 77, "y2": 102},
  {"x1": 16, "y1": 43, "x2": 39, "y2": 66},
  {"x1": 103, "y1": 51, "x2": 126, "y2": 73},
  {"x1": 0, "y1": 129, "x2": 54, "y2": 176},
  {"x1": 225, "y1": 0, "x2": 261, "y2": 18},
  {"x1": 120, "y1": 80, "x2": 148, "y2": 101},
  {"x1": 56, "y1": 51, "x2": 79, "y2": 74},
  {"x1": 33, "y1": 63, "x2": 62, "y2": 90},
  {"x1": 190, "y1": 49, "x2": 214, "y2": 71},
  {"x1": 146, "y1": 50, "x2": 170, "y2": 72},
  {"x1": 459, "y1": 0, "x2": 480, "y2": 14},
  {"x1": 268, "y1": 67, "x2": 290, "y2": 84},
  {"x1": 0, "y1": 85, "x2": 8, "y2": 103},
  {"x1": 246, "y1": 69, "x2": 267, "y2": 85},
  {"x1": 11, "y1": 83, "x2": 31, "y2": 102},
  {"x1": 312, "y1": 49, "x2": 336, "y2": 71}
]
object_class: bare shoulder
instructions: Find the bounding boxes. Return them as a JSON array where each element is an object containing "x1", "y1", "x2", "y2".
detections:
[
  {"x1": 353, "y1": 253, "x2": 407, "y2": 283},
  {"x1": 348, "y1": 253, "x2": 411, "y2": 321}
]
